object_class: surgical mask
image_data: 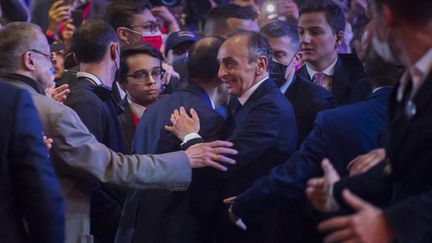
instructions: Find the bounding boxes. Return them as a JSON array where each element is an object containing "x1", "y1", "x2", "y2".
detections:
[
  {"x1": 269, "y1": 53, "x2": 297, "y2": 87},
  {"x1": 126, "y1": 27, "x2": 163, "y2": 50},
  {"x1": 269, "y1": 60, "x2": 289, "y2": 87},
  {"x1": 372, "y1": 36, "x2": 395, "y2": 63}
]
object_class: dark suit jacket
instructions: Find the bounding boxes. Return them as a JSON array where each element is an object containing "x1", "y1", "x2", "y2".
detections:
[
  {"x1": 334, "y1": 73, "x2": 432, "y2": 242},
  {"x1": 232, "y1": 87, "x2": 392, "y2": 218},
  {"x1": 222, "y1": 78, "x2": 298, "y2": 198},
  {"x1": 296, "y1": 54, "x2": 372, "y2": 105},
  {"x1": 285, "y1": 75, "x2": 335, "y2": 144},
  {"x1": 0, "y1": 80, "x2": 64, "y2": 243},
  {"x1": 117, "y1": 82, "x2": 225, "y2": 243},
  {"x1": 118, "y1": 99, "x2": 136, "y2": 153}
]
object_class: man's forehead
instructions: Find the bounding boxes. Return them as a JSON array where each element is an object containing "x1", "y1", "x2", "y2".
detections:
[
  {"x1": 131, "y1": 9, "x2": 156, "y2": 24},
  {"x1": 226, "y1": 18, "x2": 259, "y2": 32},
  {"x1": 298, "y1": 12, "x2": 329, "y2": 28}
]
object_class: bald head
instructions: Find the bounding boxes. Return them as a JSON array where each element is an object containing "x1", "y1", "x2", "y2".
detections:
[
  {"x1": 188, "y1": 36, "x2": 225, "y2": 83},
  {"x1": 0, "y1": 22, "x2": 47, "y2": 72}
]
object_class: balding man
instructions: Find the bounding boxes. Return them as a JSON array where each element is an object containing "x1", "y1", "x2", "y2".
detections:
[{"x1": 0, "y1": 22, "x2": 236, "y2": 243}]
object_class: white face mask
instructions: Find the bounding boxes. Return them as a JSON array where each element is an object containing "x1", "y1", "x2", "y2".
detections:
[{"x1": 372, "y1": 36, "x2": 395, "y2": 63}]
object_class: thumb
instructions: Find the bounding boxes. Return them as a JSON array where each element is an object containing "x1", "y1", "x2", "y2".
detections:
[
  {"x1": 342, "y1": 189, "x2": 368, "y2": 211},
  {"x1": 321, "y1": 158, "x2": 340, "y2": 182},
  {"x1": 164, "y1": 125, "x2": 174, "y2": 133}
]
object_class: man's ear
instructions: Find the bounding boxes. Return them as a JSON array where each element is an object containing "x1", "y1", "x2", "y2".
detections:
[
  {"x1": 255, "y1": 56, "x2": 268, "y2": 75},
  {"x1": 22, "y1": 51, "x2": 37, "y2": 71},
  {"x1": 110, "y1": 42, "x2": 119, "y2": 60},
  {"x1": 117, "y1": 27, "x2": 130, "y2": 45},
  {"x1": 335, "y1": 31, "x2": 344, "y2": 47}
]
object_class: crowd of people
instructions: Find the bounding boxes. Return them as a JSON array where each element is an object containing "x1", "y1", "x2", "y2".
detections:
[{"x1": 0, "y1": 0, "x2": 431, "y2": 243}]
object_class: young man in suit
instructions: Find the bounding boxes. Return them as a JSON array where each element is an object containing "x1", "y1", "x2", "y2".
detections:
[
  {"x1": 262, "y1": 20, "x2": 335, "y2": 143},
  {"x1": 117, "y1": 42, "x2": 163, "y2": 152},
  {"x1": 306, "y1": 0, "x2": 432, "y2": 242},
  {"x1": 296, "y1": 0, "x2": 372, "y2": 105},
  {"x1": 0, "y1": 82, "x2": 64, "y2": 243},
  {"x1": 116, "y1": 36, "x2": 227, "y2": 243},
  {"x1": 173, "y1": 31, "x2": 298, "y2": 243},
  {"x1": 0, "y1": 22, "x2": 237, "y2": 243}
]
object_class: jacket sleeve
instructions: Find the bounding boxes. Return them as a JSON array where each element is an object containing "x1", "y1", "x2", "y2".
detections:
[
  {"x1": 11, "y1": 90, "x2": 65, "y2": 243},
  {"x1": 232, "y1": 112, "x2": 329, "y2": 218},
  {"x1": 50, "y1": 105, "x2": 191, "y2": 191}
]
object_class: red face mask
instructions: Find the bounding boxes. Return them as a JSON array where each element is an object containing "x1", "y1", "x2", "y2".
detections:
[{"x1": 141, "y1": 34, "x2": 163, "y2": 50}]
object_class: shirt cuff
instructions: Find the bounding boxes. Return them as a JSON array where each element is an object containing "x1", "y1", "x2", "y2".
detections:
[
  {"x1": 329, "y1": 184, "x2": 341, "y2": 211},
  {"x1": 181, "y1": 132, "x2": 202, "y2": 145}
]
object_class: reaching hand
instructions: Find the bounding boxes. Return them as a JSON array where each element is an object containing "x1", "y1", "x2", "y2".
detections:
[
  {"x1": 161, "y1": 63, "x2": 180, "y2": 86},
  {"x1": 46, "y1": 83, "x2": 70, "y2": 103},
  {"x1": 61, "y1": 19, "x2": 77, "y2": 49},
  {"x1": 306, "y1": 159, "x2": 341, "y2": 213},
  {"x1": 165, "y1": 107, "x2": 200, "y2": 141},
  {"x1": 318, "y1": 189, "x2": 394, "y2": 243},
  {"x1": 347, "y1": 148, "x2": 385, "y2": 176},
  {"x1": 184, "y1": 140, "x2": 237, "y2": 171},
  {"x1": 151, "y1": 6, "x2": 180, "y2": 32},
  {"x1": 48, "y1": 1, "x2": 70, "y2": 33},
  {"x1": 223, "y1": 197, "x2": 247, "y2": 230}
]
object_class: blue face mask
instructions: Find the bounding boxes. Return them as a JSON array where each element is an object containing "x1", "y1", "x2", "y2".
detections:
[{"x1": 50, "y1": 67, "x2": 55, "y2": 76}]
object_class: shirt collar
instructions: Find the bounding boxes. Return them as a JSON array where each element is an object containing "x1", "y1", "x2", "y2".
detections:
[
  {"x1": 397, "y1": 48, "x2": 432, "y2": 100},
  {"x1": 127, "y1": 96, "x2": 147, "y2": 118},
  {"x1": 279, "y1": 75, "x2": 295, "y2": 94},
  {"x1": 238, "y1": 77, "x2": 268, "y2": 105},
  {"x1": 76, "y1": 71, "x2": 104, "y2": 86},
  {"x1": 306, "y1": 58, "x2": 338, "y2": 80}
]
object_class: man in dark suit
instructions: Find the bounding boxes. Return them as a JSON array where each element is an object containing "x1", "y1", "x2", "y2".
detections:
[
  {"x1": 306, "y1": 0, "x2": 432, "y2": 242},
  {"x1": 0, "y1": 82, "x2": 64, "y2": 243},
  {"x1": 116, "y1": 37, "x2": 227, "y2": 243},
  {"x1": 175, "y1": 31, "x2": 298, "y2": 243},
  {"x1": 227, "y1": 49, "x2": 401, "y2": 238},
  {"x1": 262, "y1": 20, "x2": 335, "y2": 143},
  {"x1": 117, "y1": 43, "x2": 163, "y2": 152},
  {"x1": 296, "y1": 0, "x2": 372, "y2": 105},
  {"x1": 64, "y1": 19, "x2": 125, "y2": 243}
]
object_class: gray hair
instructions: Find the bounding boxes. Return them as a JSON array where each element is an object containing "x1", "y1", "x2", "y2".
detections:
[{"x1": 0, "y1": 22, "x2": 43, "y2": 72}]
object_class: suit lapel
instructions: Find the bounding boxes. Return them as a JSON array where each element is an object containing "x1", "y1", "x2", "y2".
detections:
[{"x1": 331, "y1": 58, "x2": 353, "y2": 104}]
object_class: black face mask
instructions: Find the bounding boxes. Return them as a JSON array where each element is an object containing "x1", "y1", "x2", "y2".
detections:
[{"x1": 269, "y1": 60, "x2": 288, "y2": 88}]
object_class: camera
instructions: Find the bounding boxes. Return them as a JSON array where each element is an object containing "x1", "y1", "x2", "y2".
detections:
[{"x1": 149, "y1": 0, "x2": 181, "y2": 7}]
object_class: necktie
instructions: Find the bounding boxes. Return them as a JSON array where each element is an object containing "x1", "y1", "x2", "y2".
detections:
[{"x1": 313, "y1": 72, "x2": 331, "y2": 90}]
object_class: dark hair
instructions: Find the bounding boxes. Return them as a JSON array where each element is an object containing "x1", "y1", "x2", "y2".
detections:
[
  {"x1": 187, "y1": 36, "x2": 225, "y2": 82},
  {"x1": 119, "y1": 42, "x2": 163, "y2": 84},
  {"x1": 227, "y1": 31, "x2": 273, "y2": 70},
  {"x1": 372, "y1": 0, "x2": 432, "y2": 23},
  {"x1": 260, "y1": 20, "x2": 299, "y2": 51},
  {"x1": 71, "y1": 19, "x2": 118, "y2": 63},
  {"x1": 203, "y1": 4, "x2": 258, "y2": 36},
  {"x1": 299, "y1": 0, "x2": 345, "y2": 33},
  {"x1": 0, "y1": 22, "x2": 42, "y2": 72},
  {"x1": 104, "y1": 0, "x2": 152, "y2": 31},
  {"x1": 365, "y1": 48, "x2": 404, "y2": 87}
]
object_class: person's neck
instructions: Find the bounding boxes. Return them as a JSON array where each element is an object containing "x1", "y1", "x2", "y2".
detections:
[
  {"x1": 308, "y1": 51, "x2": 338, "y2": 72},
  {"x1": 398, "y1": 21, "x2": 432, "y2": 69},
  {"x1": 80, "y1": 63, "x2": 113, "y2": 88}
]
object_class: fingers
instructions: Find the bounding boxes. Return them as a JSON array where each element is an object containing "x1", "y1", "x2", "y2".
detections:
[
  {"x1": 323, "y1": 227, "x2": 354, "y2": 243},
  {"x1": 211, "y1": 147, "x2": 238, "y2": 156},
  {"x1": 214, "y1": 154, "x2": 236, "y2": 165},
  {"x1": 223, "y1": 196, "x2": 237, "y2": 204},
  {"x1": 318, "y1": 215, "x2": 351, "y2": 232},
  {"x1": 164, "y1": 125, "x2": 174, "y2": 133},
  {"x1": 206, "y1": 140, "x2": 234, "y2": 148},
  {"x1": 342, "y1": 189, "x2": 368, "y2": 211},
  {"x1": 321, "y1": 158, "x2": 340, "y2": 183},
  {"x1": 204, "y1": 159, "x2": 227, "y2": 171},
  {"x1": 190, "y1": 108, "x2": 199, "y2": 122}
]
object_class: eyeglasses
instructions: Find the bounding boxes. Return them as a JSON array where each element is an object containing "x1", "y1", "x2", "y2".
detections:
[
  {"x1": 28, "y1": 49, "x2": 53, "y2": 62},
  {"x1": 125, "y1": 69, "x2": 165, "y2": 83},
  {"x1": 128, "y1": 22, "x2": 161, "y2": 34}
]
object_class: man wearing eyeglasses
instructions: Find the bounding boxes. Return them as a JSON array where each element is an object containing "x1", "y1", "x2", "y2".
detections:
[
  {"x1": 104, "y1": 0, "x2": 181, "y2": 95},
  {"x1": 117, "y1": 42, "x2": 164, "y2": 153},
  {"x1": 0, "y1": 21, "x2": 237, "y2": 243}
]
